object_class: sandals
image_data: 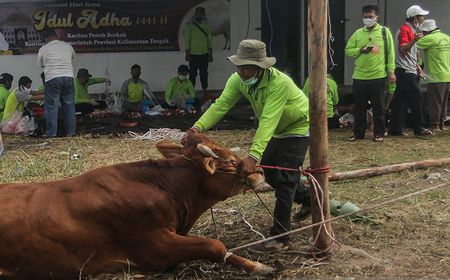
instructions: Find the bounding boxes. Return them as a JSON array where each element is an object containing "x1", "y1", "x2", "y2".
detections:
[
  {"x1": 373, "y1": 136, "x2": 384, "y2": 142},
  {"x1": 415, "y1": 128, "x2": 434, "y2": 136}
]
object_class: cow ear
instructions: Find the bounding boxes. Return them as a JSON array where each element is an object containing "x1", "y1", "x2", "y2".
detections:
[
  {"x1": 156, "y1": 141, "x2": 183, "y2": 158},
  {"x1": 203, "y1": 158, "x2": 216, "y2": 174}
]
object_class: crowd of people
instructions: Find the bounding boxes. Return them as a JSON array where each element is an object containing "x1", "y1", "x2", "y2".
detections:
[{"x1": 345, "y1": 4, "x2": 449, "y2": 142}]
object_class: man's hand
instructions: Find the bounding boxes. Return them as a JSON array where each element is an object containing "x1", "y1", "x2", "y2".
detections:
[
  {"x1": 413, "y1": 32, "x2": 424, "y2": 42},
  {"x1": 90, "y1": 99, "x2": 99, "y2": 106},
  {"x1": 185, "y1": 52, "x2": 192, "y2": 62},
  {"x1": 239, "y1": 156, "x2": 257, "y2": 178},
  {"x1": 181, "y1": 127, "x2": 200, "y2": 145},
  {"x1": 359, "y1": 46, "x2": 372, "y2": 54},
  {"x1": 388, "y1": 72, "x2": 396, "y2": 83}
]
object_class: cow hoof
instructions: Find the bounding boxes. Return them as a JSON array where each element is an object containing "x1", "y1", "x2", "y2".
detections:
[{"x1": 252, "y1": 262, "x2": 274, "y2": 275}]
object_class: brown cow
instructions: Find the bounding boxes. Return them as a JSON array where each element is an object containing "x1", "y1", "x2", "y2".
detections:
[{"x1": 0, "y1": 132, "x2": 273, "y2": 279}]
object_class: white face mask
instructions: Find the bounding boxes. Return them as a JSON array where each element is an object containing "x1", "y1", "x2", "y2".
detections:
[
  {"x1": 363, "y1": 17, "x2": 378, "y2": 28},
  {"x1": 240, "y1": 75, "x2": 258, "y2": 87},
  {"x1": 178, "y1": 75, "x2": 187, "y2": 81}
]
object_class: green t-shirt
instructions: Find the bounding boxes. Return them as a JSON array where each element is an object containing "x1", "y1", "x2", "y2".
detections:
[
  {"x1": 183, "y1": 20, "x2": 212, "y2": 55},
  {"x1": 416, "y1": 30, "x2": 450, "y2": 83},
  {"x1": 0, "y1": 84, "x2": 10, "y2": 120},
  {"x1": 164, "y1": 77, "x2": 196, "y2": 104},
  {"x1": 74, "y1": 77, "x2": 106, "y2": 104},
  {"x1": 345, "y1": 24, "x2": 395, "y2": 80},
  {"x1": 2, "y1": 88, "x2": 22, "y2": 122},
  {"x1": 303, "y1": 75, "x2": 339, "y2": 118},
  {"x1": 194, "y1": 68, "x2": 309, "y2": 160}
]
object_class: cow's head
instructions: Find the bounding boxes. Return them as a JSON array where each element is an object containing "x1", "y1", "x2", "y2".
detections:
[{"x1": 156, "y1": 131, "x2": 265, "y2": 196}]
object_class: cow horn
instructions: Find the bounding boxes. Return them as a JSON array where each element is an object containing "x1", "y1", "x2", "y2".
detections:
[{"x1": 197, "y1": 144, "x2": 219, "y2": 159}]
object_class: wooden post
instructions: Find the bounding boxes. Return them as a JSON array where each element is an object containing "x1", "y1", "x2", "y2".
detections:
[{"x1": 307, "y1": 0, "x2": 333, "y2": 253}]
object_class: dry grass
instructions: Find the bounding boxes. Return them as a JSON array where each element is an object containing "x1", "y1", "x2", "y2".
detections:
[{"x1": 1, "y1": 128, "x2": 449, "y2": 279}]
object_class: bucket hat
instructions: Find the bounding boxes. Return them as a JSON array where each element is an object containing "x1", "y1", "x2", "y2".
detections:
[{"x1": 227, "y1": 39, "x2": 276, "y2": 69}]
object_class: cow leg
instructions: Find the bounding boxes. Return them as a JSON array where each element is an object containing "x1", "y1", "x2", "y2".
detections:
[{"x1": 155, "y1": 233, "x2": 273, "y2": 276}]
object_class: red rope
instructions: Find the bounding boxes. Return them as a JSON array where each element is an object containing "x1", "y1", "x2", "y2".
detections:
[{"x1": 257, "y1": 164, "x2": 331, "y2": 174}]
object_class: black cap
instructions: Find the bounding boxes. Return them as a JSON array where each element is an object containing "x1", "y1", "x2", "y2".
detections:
[
  {"x1": 18, "y1": 76, "x2": 32, "y2": 86},
  {"x1": 77, "y1": 68, "x2": 92, "y2": 78}
]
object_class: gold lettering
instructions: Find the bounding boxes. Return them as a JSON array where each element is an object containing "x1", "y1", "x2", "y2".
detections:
[
  {"x1": 77, "y1": 9, "x2": 132, "y2": 29},
  {"x1": 33, "y1": 10, "x2": 73, "y2": 31},
  {"x1": 33, "y1": 10, "x2": 48, "y2": 31}
]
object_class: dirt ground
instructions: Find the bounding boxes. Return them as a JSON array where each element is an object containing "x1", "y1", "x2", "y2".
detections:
[{"x1": 0, "y1": 119, "x2": 449, "y2": 280}]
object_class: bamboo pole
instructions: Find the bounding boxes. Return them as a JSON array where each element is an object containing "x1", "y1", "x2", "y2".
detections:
[
  {"x1": 307, "y1": 0, "x2": 333, "y2": 253},
  {"x1": 329, "y1": 158, "x2": 450, "y2": 181}
]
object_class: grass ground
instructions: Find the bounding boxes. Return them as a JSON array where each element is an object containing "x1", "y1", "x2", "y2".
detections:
[{"x1": 0, "y1": 127, "x2": 449, "y2": 279}]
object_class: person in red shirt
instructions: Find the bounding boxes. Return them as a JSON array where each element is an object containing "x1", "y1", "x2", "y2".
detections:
[{"x1": 389, "y1": 5, "x2": 433, "y2": 136}]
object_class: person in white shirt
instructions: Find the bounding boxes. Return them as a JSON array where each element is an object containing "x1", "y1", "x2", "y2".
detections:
[{"x1": 37, "y1": 29, "x2": 76, "y2": 137}]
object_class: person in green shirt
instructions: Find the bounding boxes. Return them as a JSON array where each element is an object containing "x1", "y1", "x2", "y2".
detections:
[
  {"x1": 0, "y1": 73, "x2": 13, "y2": 120},
  {"x1": 186, "y1": 39, "x2": 310, "y2": 252},
  {"x1": 2, "y1": 76, "x2": 44, "y2": 134},
  {"x1": 303, "y1": 74, "x2": 339, "y2": 128},
  {"x1": 74, "y1": 68, "x2": 110, "y2": 114},
  {"x1": 120, "y1": 64, "x2": 153, "y2": 112},
  {"x1": 184, "y1": 6, "x2": 213, "y2": 91},
  {"x1": 345, "y1": 5, "x2": 396, "y2": 142},
  {"x1": 417, "y1": 19, "x2": 450, "y2": 131},
  {"x1": 164, "y1": 65, "x2": 196, "y2": 112}
]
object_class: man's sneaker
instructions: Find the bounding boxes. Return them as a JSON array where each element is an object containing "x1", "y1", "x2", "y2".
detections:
[
  {"x1": 293, "y1": 206, "x2": 311, "y2": 222},
  {"x1": 248, "y1": 240, "x2": 288, "y2": 253}
]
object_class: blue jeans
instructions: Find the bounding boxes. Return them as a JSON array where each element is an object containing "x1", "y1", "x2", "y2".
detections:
[{"x1": 44, "y1": 77, "x2": 76, "y2": 137}]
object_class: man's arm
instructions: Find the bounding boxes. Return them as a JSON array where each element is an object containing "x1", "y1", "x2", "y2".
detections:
[
  {"x1": 345, "y1": 30, "x2": 368, "y2": 57},
  {"x1": 399, "y1": 26, "x2": 423, "y2": 54},
  {"x1": 120, "y1": 80, "x2": 129, "y2": 99},
  {"x1": 37, "y1": 49, "x2": 44, "y2": 68},
  {"x1": 386, "y1": 28, "x2": 397, "y2": 83},
  {"x1": 86, "y1": 77, "x2": 107, "y2": 87},
  {"x1": 164, "y1": 78, "x2": 175, "y2": 104},
  {"x1": 183, "y1": 24, "x2": 192, "y2": 61}
]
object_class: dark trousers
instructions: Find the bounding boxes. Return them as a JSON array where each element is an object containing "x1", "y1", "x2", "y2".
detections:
[
  {"x1": 352, "y1": 78, "x2": 386, "y2": 138},
  {"x1": 426, "y1": 82, "x2": 449, "y2": 126},
  {"x1": 389, "y1": 69, "x2": 426, "y2": 134},
  {"x1": 261, "y1": 137, "x2": 309, "y2": 242},
  {"x1": 189, "y1": 54, "x2": 209, "y2": 90}
]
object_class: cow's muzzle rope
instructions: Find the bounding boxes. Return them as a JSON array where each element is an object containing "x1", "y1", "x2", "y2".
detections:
[{"x1": 228, "y1": 182, "x2": 449, "y2": 252}]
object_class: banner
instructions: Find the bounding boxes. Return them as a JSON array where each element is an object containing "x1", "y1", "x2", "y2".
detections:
[{"x1": 0, "y1": 0, "x2": 230, "y2": 54}]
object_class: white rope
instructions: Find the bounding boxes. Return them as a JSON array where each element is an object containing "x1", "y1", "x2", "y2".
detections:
[
  {"x1": 127, "y1": 128, "x2": 185, "y2": 142},
  {"x1": 212, "y1": 208, "x2": 266, "y2": 240},
  {"x1": 223, "y1": 252, "x2": 233, "y2": 263}
]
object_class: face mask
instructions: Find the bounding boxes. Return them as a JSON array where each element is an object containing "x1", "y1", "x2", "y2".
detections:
[
  {"x1": 363, "y1": 17, "x2": 377, "y2": 28},
  {"x1": 178, "y1": 75, "x2": 187, "y2": 81},
  {"x1": 241, "y1": 75, "x2": 258, "y2": 87}
]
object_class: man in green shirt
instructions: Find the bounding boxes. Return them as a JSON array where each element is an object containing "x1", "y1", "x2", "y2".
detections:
[
  {"x1": 345, "y1": 5, "x2": 396, "y2": 142},
  {"x1": 417, "y1": 19, "x2": 450, "y2": 131},
  {"x1": 0, "y1": 73, "x2": 13, "y2": 120},
  {"x1": 120, "y1": 64, "x2": 152, "y2": 112},
  {"x1": 164, "y1": 65, "x2": 196, "y2": 112},
  {"x1": 184, "y1": 6, "x2": 213, "y2": 91},
  {"x1": 303, "y1": 74, "x2": 339, "y2": 128},
  {"x1": 74, "y1": 68, "x2": 110, "y2": 114},
  {"x1": 187, "y1": 39, "x2": 310, "y2": 251},
  {"x1": 2, "y1": 76, "x2": 44, "y2": 135}
]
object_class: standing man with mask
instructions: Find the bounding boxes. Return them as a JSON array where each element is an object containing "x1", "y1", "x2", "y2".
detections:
[
  {"x1": 389, "y1": 5, "x2": 433, "y2": 137},
  {"x1": 417, "y1": 19, "x2": 450, "y2": 132},
  {"x1": 185, "y1": 39, "x2": 310, "y2": 252},
  {"x1": 184, "y1": 6, "x2": 213, "y2": 93},
  {"x1": 345, "y1": 5, "x2": 396, "y2": 142},
  {"x1": 38, "y1": 29, "x2": 76, "y2": 137}
]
